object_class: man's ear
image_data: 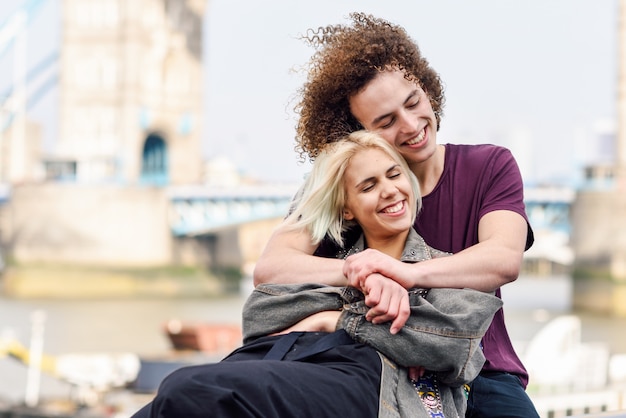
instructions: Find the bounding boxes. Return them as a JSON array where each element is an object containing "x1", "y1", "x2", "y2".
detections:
[{"x1": 343, "y1": 208, "x2": 355, "y2": 221}]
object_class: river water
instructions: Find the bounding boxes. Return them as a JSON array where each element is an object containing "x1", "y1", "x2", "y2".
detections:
[
  {"x1": 1, "y1": 276, "x2": 626, "y2": 415},
  {"x1": 0, "y1": 294, "x2": 247, "y2": 405}
]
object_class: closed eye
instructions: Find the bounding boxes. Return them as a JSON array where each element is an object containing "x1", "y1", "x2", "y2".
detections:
[
  {"x1": 406, "y1": 100, "x2": 419, "y2": 109},
  {"x1": 361, "y1": 182, "x2": 375, "y2": 192},
  {"x1": 387, "y1": 165, "x2": 402, "y2": 179},
  {"x1": 379, "y1": 118, "x2": 395, "y2": 129}
]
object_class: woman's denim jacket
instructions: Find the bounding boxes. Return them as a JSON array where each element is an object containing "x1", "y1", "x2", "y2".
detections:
[{"x1": 242, "y1": 228, "x2": 502, "y2": 418}]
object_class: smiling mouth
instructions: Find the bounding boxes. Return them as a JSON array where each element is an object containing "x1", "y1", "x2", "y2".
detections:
[
  {"x1": 381, "y1": 200, "x2": 405, "y2": 214},
  {"x1": 405, "y1": 128, "x2": 426, "y2": 146}
]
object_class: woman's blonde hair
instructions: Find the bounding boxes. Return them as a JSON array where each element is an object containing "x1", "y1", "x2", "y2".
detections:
[{"x1": 285, "y1": 130, "x2": 421, "y2": 247}]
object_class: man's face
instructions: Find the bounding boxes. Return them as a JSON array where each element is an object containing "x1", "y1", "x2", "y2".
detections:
[{"x1": 349, "y1": 70, "x2": 438, "y2": 168}]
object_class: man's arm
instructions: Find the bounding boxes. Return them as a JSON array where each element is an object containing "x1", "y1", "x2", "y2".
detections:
[
  {"x1": 344, "y1": 210, "x2": 527, "y2": 292},
  {"x1": 253, "y1": 223, "x2": 346, "y2": 286}
]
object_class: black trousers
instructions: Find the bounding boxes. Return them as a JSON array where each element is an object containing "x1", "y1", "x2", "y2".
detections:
[{"x1": 132, "y1": 331, "x2": 382, "y2": 418}]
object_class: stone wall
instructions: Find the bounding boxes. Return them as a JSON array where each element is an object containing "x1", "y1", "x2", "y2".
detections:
[
  {"x1": 0, "y1": 183, "x2": 282, "y2": 273},
  {"x1": 570, "y1": 190, "x2": 626, "y2": 281},
  {"x1": 1, "y1": 183, "x2": 172, "y2": 266}
]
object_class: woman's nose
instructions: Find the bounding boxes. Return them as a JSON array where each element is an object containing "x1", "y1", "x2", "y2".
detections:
[{"x1": 381, "y1": 180, "x2": 398, "y2": 197}]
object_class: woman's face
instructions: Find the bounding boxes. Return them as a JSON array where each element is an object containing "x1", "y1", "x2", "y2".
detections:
[
  {"x1": 343, "y1": 147, "x2": 414, "y2": 243},
  {"x1": 348, "y1": 70, "x2": 438, "y2": 169}
]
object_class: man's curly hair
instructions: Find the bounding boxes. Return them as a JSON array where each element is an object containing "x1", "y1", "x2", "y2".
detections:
[{"x1": 295, "y1": 12, "x2": 445, "y2": 161}]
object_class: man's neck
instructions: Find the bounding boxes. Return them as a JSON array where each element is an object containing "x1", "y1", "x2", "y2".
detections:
[{"x1": 410, "y1": 144, "x2": 445, "y2": 197}]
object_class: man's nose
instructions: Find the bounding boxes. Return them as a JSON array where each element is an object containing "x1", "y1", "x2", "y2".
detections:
[{"x1": 397, "y1": 110, "x2": 417, "y2": 134}]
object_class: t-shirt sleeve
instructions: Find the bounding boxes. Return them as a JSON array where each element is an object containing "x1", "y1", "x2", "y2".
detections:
[{"x1": 479, "y1": 147, "x2": 534, "y2": 250}]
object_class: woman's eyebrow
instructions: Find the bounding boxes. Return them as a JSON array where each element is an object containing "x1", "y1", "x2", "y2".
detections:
[
  {"x1": 354, "y1": 176, "x2": 376, "y2": 189},
  {"x1": 386, "y1": 164, "x2": 401, "y2": 174},
  {"x1": 353, "y1": 164, "x2": 399, "y2": 188}
]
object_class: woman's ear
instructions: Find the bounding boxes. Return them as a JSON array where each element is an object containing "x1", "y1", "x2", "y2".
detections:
[{"x1": 343, "y1": 208, "x2": 355, "y2": 221}]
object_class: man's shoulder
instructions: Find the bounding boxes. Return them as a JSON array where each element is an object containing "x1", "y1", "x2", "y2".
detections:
[
  {"x1": 444, "y1": 144, "x2": 516, "y2": 174},
  {"x1": 445, "y1": 143, "x2": 512, "y2": 159}
]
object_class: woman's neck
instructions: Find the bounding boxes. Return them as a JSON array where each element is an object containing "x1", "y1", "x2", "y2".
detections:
[{"x1": 363, "y1": 229, "x2": 410, "y2": 260}]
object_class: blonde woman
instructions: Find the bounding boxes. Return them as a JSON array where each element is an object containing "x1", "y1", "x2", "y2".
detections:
[{"x1": 134, "y1": 132, "x2": 501, "y2": 418}]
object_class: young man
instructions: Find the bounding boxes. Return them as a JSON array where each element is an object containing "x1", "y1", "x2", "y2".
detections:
[{"x1": 254, "y1": 13, "x2": 538, "y2": 418}]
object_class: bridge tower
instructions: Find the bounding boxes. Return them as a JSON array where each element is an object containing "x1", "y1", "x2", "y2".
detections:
[
  {"x1": 0, "y1": 0, "x2": 213, "y2": 271},
  {"x1": 55, "y1": 0, "x2": 206, "y2": 185},
  {"x1": 570, "y1": 0, "x2": 626, "y2": 288},
  {"x1": 620, "y1": 0, "x2": 626, "y2": 190},
  {"x1": 614, "y1": 0, "x2": 626, "y2": 280}
]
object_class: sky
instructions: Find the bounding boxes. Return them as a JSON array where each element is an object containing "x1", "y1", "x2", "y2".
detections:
[{"x1": 0, "y1": 0, "x2": 619, "y2": 186}]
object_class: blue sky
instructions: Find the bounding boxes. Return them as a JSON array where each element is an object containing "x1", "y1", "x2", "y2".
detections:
[{"x1": 0, "y1": 0, "x2": 619, "y2": 185}]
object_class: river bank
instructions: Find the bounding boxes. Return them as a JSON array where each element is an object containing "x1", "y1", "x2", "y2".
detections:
[{"x1": 2, "y1": 274, "x2": 626, "y2": 416}]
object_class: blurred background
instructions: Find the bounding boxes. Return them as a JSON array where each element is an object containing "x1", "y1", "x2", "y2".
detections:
[{"x1": 0, "y1": 0, "x2": 625, "y2": 417}]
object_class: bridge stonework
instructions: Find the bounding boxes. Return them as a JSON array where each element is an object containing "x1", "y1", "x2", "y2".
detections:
[
  {"x1": 0, "y1": 183, "x2": 284, "y2": 276},
  {"x1": 570, "y1": 0, "x2": 626, "y2": 283},
  {"x1": 2, "y1": 183, "x2": 172, "y2": 266},
  {"x1": 567, "y1": 0, "x2": 626, "y2": 316},
  {"x1": 571, "y1": 190, "x2": 626, "y2": 281}
]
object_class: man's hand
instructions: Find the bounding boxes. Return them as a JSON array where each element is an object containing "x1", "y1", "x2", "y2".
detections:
[{"x1": 344, "y1": 249, "x2": 413, "y2": 290}]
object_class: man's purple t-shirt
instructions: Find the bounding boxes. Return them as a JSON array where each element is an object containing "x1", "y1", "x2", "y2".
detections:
[
  {"x1": 315, "y1": 143, "x2": 534, "y2": 387},
  {"x1": 414, "y1": 143, "x2": 533, "y2": 387}
]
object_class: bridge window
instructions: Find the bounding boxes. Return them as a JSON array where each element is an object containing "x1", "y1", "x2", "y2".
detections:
[
  {"x1": 141, "y1": 133, "x2": 169, "y2": 186},
  {"x1": 73, "y1": 0, "x2": 119, "y2": 28},
  {"x1": 43, "y1": 160, "x2": 77, "y2": 182}
]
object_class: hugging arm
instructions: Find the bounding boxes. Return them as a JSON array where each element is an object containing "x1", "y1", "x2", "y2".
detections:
[
  {"x1": 344, "y1": 212, "x2": 528, "y2": 293},
  {"x1": 253, "y1": 223, "x2": 347, "y2": 286}
]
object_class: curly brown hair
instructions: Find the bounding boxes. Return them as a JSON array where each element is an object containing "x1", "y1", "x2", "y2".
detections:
[{"x1": 294, "y1": 12, "x2": 445, "y2": 161}]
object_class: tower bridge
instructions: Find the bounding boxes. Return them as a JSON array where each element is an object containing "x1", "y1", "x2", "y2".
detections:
[
  {"x1": 167, "y1": 184, "x2": 295, "y2": 236},
  {"x1": 524, "y1": 186, "x2": 575, "y2": 235},
  {"x1": 0, "y1": 0, "x2": 620, "y2": 285},
  {"x1": 523, "y1": 186, "x2": 576, "y2": 271},
  {"x1": 166, "y1": 183, "x2": 575, "y2": 243}
]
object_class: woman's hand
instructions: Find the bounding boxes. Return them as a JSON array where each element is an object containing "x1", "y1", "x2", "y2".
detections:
[
  {"x1": 359, "y1": 273, "x2": 410, "y2": 335},
  {"x1": 408, "y1": 366, "x2": 426, "y2": 381},
  {"x1": 271, "y1": 311, "x2": 342, "y2": 335}
]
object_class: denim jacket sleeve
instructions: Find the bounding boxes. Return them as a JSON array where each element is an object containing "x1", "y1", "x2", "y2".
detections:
[
  {"x1": 339, "y1": 287, "x2": 502, "y2": 386},
  {"x1": 241, "y1": 283, "x2": 345, "y2": 343},
  {"x1": 241, "y1": 282, "x2": 501, "y2": 386}
]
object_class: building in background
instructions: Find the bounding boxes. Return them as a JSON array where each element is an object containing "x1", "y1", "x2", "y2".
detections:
[
  {"x1": 0, "y1": 0, "x2": 292, "y2": 289},
  {"x1": 53, "y1": 0, "x2": 205, "y2": 186},
  {"x1": 0, "y1": 0, "x2": 214, "y2": 272},
  {"x1": 568, "y1": 0, "x2": 626, "y2": 316}
]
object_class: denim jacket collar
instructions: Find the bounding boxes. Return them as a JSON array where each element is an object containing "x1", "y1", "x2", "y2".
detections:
[{"x1": 338, "y1": 228, "x2": 438, "y2": 264}]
